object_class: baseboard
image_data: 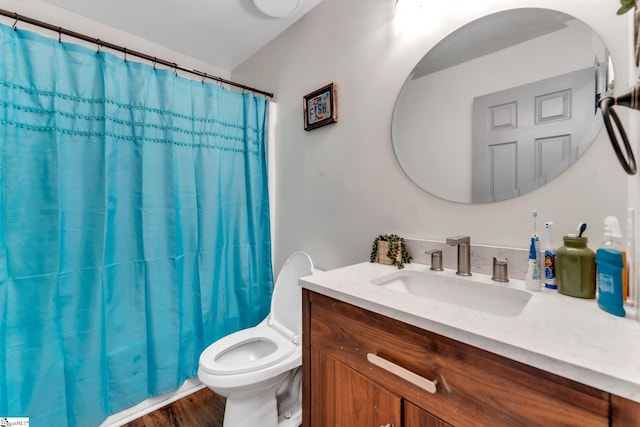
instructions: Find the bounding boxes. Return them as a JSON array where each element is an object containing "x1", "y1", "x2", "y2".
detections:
[{"x1": 99, "y1": 378, "x2": 206, "y2": 427}]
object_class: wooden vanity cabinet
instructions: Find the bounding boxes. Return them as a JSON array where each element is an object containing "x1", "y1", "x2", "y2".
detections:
[
  {"x1": 404, "y1": 401, "x2": 452, "y2": 427},
  {"x1": 309, "y1": 347, "x2": 401, "y2": 426},
  {"x1": 302, "y1": 290, "x2": 640, "y2": 426}
]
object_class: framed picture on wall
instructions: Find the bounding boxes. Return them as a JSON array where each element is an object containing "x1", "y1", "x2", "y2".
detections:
[{"x1": 303, "y1": 83, "x2": 338, "y2": 131}]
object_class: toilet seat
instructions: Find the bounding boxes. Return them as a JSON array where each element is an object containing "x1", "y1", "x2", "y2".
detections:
[{"x1": 199, "y1": 323, "x2": 297, "y2": 375}]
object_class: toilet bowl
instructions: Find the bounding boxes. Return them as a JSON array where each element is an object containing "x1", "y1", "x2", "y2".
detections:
[{"x1": 198, "y1": 252, "x2": 314, "y2": 427}]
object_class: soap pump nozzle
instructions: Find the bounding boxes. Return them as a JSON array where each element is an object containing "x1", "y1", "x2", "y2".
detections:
[{"x1": 603, "y1": 216, "x2": 623, "y2": 244}]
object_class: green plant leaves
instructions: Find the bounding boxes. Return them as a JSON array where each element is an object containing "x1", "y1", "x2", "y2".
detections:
[{"x1": 618, "y1": 0, "x2": 637, "y2": 15}]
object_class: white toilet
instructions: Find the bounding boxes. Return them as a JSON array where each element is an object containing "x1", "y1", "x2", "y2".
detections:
[{"x1": 197, "y1": 252, "x2": 314, "y2": 427}]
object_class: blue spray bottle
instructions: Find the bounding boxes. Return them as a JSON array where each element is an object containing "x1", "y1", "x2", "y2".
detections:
[{"x1": 596, "y1": 216, "x2": 627, "y2": 316}]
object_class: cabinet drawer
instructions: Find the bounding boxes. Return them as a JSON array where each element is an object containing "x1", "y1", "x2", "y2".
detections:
[{"x1": 307, "y1": 291, "x2": 609, "y2": 427}]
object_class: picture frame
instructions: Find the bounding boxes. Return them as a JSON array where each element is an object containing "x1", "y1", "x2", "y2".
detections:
[{"x1": 303, "y1": 83, "x2": 338, "y2": 131}]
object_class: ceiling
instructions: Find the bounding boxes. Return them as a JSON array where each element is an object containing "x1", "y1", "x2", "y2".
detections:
[
  {"x1": 412, "y1": 8, "x2": 573, "y2": 78},
  {"x1": 39, "y1": 0, "x2": 322, "y2": 71}
]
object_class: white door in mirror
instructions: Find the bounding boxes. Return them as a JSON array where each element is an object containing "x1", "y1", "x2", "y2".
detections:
[{"x1": 253, "y1": 0, "x2": 300, "y2": 18}]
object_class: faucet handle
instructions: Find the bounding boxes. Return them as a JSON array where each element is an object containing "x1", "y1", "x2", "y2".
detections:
[
  {"x1": 492, "y1": 257, "x2": 509, "y2": 282},
  {"x1": 425, "y1": 250, "x2": 443, "y2": 271}
]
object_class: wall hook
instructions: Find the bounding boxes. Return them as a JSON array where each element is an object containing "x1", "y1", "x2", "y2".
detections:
[{"x1": 598, "y1": 86, "x2": 640, "y2": 175}]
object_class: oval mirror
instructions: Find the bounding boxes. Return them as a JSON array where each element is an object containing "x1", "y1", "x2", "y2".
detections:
[{"x1": 392, "y1": 8, "x2": 612, "y2": 203}]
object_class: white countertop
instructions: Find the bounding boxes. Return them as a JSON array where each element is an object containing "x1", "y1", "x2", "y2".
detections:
[{"x1": 299, "y1": 261, "x2": 640, "y2": 403}]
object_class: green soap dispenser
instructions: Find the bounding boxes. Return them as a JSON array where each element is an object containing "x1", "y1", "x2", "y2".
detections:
[{"x1": 555, "y1": 235, "x2": 596, "y2": 299}]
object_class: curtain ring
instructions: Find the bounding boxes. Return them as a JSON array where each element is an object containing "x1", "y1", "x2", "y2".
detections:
[
  {"x1": 12, "y1": 15, "x2": 18, "y2": 31},
  {"x1": 96, "y1": 40, "x2": 101, "y2": 54},
  {"x1": 201, "y1": 74, "x2": 206, "y2": 84},
  {"x1": 153, "y1": 57, "x2": 157, "y2": 70},
  {"x1": 58, "y1": 27, "x2": 62, "y2": 43},
  {"x1": 172, "y1": 63, "x2": 178, "y2": 76},
  {"x1": 123, "y1": 47, "x2": 127, "y2": 63}
]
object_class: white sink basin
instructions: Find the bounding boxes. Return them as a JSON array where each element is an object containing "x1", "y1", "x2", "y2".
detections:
[{"x1": 370, "y1": 270, "x2": 532, "y2": 317}]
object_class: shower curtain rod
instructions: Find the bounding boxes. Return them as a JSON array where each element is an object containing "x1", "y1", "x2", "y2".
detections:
[{"x1": 0, "y1": 8, "x2": 274, "y2": 98}]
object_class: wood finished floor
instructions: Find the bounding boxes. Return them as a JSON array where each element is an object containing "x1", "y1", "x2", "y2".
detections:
[{"x1": 122, "y1": 388, "x2": 225, "y2": 427}]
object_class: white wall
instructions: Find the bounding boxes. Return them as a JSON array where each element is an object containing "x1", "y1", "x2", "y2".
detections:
[
  {"x1": 0, "y1": 0, "x2": 230, "y2": 81},
  {"x1": 233, "y1": 0, "x2": 633, "y2": 272},
  {"x1": 625, "y1": 10, "x2": 640, "y2": 316}
]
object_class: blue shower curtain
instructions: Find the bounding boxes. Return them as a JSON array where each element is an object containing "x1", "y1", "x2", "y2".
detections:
[{"x1": 0, "y1": 23, "x2": 273, "y2": 426}]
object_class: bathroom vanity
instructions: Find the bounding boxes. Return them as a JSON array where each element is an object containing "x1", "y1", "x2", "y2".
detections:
[{"x1": 300, "y1": 262, "x2": 640, "y2": 426}]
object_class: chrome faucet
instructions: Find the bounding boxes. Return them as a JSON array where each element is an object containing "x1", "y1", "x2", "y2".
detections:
[{"x1": 446, "y1": 235, "x2": 471, "y2": 276}]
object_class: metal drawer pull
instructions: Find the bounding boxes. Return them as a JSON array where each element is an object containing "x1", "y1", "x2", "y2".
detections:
[{"x1": 367, "y1": 353, "x2": 437, "y2": 394}]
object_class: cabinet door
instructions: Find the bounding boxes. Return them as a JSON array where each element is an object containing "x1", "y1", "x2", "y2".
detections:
[
  {"x1": 404, "y1": 401, "x2": 452, "y2": 427},
  {"x1": 306, "y1": 290, "x2": 610, "y2": 427},
  {"x1": 612, "y1": 395, "x2": 640, "y2": 426},
  {"x1": 310, "y1": 347, "x2": 401, "y2": 426}
]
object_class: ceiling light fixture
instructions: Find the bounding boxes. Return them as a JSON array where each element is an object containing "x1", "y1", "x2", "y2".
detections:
[{"x1": 253, "y1": 0, "x2": 301, "y2": 18}]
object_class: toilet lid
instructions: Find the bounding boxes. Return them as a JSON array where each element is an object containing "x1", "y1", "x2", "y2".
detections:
[
  {"x1": 199, "y1": 324, "x2": 297, "y2": 375},
  {"x1": 270, "y1": 252, "x2": 314, "y2": 337}
]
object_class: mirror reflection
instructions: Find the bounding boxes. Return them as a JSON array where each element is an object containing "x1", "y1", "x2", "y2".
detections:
[{"x1": 392, "y1": 8, "x2": 612, "y2": 203}]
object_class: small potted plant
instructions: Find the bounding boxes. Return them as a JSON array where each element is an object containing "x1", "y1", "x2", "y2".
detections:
[{"x1": 370, "y1": 234, "x2": 412, "y2": 269}]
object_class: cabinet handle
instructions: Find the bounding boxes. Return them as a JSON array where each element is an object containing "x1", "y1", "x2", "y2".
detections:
[{"x1": 367, "y1": 353, "x2": 437, "y2": 394}]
